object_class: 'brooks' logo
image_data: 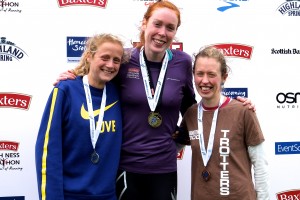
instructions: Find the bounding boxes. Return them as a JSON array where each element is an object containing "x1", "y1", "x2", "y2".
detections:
[{"x1": 217, "y1": 2, "x2": 240, "y2": 12}]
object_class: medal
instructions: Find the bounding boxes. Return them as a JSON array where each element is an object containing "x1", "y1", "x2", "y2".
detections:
[
  {"x1": 83, "y1": 76, "x2": 106, "y2": 165},
  {"x1": 198, "y1": 96, "x2": 225, "y2": 182},
  {"x1": 202, "y1": 168, "x2": 211, "y2": 181},
  {"x1": 148, "y1": 112, "x2": 162, "y2": 128},
  {"x1": 140, "y1": 47, "x2": 169, "y2": 128},
  {"x1": 91, "y1": 150, "x2": 99, "y2": 164}
]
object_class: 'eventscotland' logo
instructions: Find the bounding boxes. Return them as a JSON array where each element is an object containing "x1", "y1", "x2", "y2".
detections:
[
  {"x1": 211, "y1": 43, "x2": 253, "y2": 59},
  {"x1": 0, "y1": 37, "x2": 28, "y2": 61},
  {"x1": 276, "y1": 189, "x2": 300, "y2": 200},
  {"x1": 277, "y1": 0, "x2": 300, "y2": 16},
  {"x1": 217, "y1": 0, "x2": 249, "y2": 12},
  {"x1": 57, "y1": 0, "x2": 108, "y2": 8},
  {"x1": 275, "y1": 141, "x2": 300, "y2": 155}
]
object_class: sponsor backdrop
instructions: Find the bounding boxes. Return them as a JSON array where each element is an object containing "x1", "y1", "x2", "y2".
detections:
[{"x1": 1, "y1": 0, "x2": 300, "y2": 199}]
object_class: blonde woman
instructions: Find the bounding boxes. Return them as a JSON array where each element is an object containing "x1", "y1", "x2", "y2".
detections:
[{"x1": 35, "y1": 33, "x2": 126, "y2": 200}]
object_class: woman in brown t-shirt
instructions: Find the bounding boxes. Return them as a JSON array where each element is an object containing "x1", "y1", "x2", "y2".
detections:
[{"x1": 176, "y1": 46, "x2": 269, "y2": 200}]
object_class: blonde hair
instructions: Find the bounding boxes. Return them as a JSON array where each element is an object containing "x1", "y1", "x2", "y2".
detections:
[{"x1": 73, "y1": 33, "x2": 127, "y2": 76}]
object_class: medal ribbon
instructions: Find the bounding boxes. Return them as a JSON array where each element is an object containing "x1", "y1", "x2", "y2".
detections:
[
  {"x1": 197, "y1": 95, "x2": 224, "y2": 167},
  {"x1": 83, "y1": 75, "x2": 106, "y2": 150},
  {"x1": 139, "y1": 47, "x2": 169, "y2": 112}
]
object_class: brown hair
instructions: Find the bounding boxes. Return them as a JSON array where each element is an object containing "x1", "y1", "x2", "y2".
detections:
[
  {"x1": 193, "y1": 46, "x2": 230, "y2": 77},
  {"x1": 136, "y1": 0, "x2": 181, "y2": 49}
]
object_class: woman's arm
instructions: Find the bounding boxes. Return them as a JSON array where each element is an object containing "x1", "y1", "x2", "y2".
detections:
[
  {"x1": 248, "y1": 142, "x2": 270, "y2": 200},
  {"x1": 53, "y1": 69, "x2": 76, "y2": 86}
]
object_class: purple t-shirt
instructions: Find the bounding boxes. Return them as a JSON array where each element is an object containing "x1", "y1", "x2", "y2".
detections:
[{"x1": 116, "y1": 48, "x2": 196, "y2": 174}]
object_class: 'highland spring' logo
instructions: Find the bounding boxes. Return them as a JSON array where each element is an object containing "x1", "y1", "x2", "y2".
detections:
[
  {"x1": 217, "y1": 0, "x2": 249, "y2": 12},
  {"x1": 0, "y1": 0, "x2": 22, "y2": 13},
  {"x1": 57, "y1": 0, "x2": 107, "y2": 8},
  {"x1": 277, "y1": 0, "x2": 300, "y2": 16},
  {"x1": 0, "y1": 37, "x2": 28, "y2": 61}
]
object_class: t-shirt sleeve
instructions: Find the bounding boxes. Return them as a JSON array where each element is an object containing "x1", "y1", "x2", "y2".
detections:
[{"x1": 244, "y1": 109, "x2": 265, "y2": 146}]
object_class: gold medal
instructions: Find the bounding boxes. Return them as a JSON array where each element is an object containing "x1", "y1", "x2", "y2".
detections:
[{"x1": 148, "y1": 112, "x2": 162, "y2": 128}]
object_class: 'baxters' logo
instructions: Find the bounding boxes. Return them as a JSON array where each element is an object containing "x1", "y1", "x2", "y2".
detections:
[
  {"x1": 0, "y1": 141, "x2": 19, "y2": 151},
  {"x1": 276, "y1": 189, "x2": 300, "y2": 200},
  {"x1": 131, "y1": 42, "x2": 183, "y2": 51},
  {"x1": 177, "y1": 147, "x2": 185, "y2": 160},
  {"x1": 177, "y1": 148, "x2": 185, "y2": 160},
  {"x1": 170, "y1": 42, "x2": 183, "y2": 51},
  {"x1": 0, "y1": 93, "x2": 32, "y2": 110},
  {"x1": 57, "y1": 0, "x2": 108, "y2": 8},
  {"x1": 277, "y1": 0, "x2": 300, "y2": 16},
  {"x1": 211, "y1": 43, "x2": 253, "y2": 59},
  {"x1": 0, "y1": 140, "x2": 23, "y2": 172},
  {"x1": 132, "y1": 0, "x2": 157, "y2": 7}
]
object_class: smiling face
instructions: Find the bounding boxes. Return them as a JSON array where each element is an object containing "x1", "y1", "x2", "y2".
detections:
[
  {"x1": 87, "y1": 42, "x2": 123, "y2": 89},
  {"x1": 194, "y1": 56, "x2": 228, "y2": 107},
  {"x1": 142, "y1": 7, "x2": 178, "y2": 61}
]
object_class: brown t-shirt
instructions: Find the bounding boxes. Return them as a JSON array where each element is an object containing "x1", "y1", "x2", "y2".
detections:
[{"x1": 180, "y1": 98, "x2": 265, "y2": 200}]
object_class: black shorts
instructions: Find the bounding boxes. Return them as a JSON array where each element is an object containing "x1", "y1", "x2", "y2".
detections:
[{"x1": 116, "y1": 170, "x2": 177, "y2": 200}]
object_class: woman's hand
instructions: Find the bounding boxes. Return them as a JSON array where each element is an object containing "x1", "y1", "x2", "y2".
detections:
[
  {"x1": 236, "y1": 96, "x2": 256, "y2": 112},
  {"x1": 172, "y1": 127, "x2": 191, "y2": 145},
  {"x1": 53, "y1": 69, "x2": 76, "y2": 86}
]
